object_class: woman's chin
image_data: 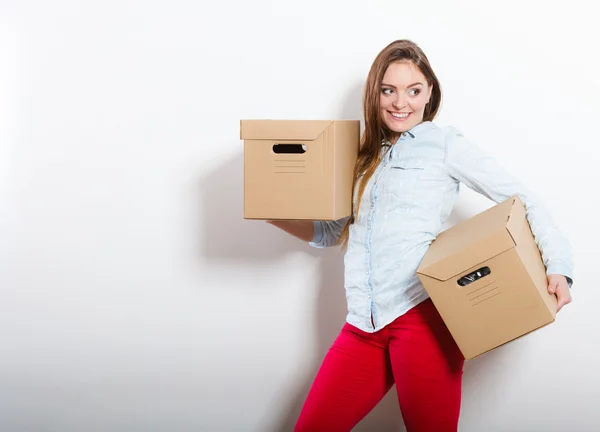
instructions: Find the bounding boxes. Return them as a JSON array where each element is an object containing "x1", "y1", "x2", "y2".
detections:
[{"x1": 384, "y1": 122, "x2": 411, "y2": 134}]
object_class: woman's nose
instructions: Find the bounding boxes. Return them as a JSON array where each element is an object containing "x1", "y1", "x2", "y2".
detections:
[{"x1": 392, "y1": 94, "x2": 407, "y2": 109}]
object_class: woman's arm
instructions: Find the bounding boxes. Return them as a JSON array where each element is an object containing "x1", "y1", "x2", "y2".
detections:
[
  {"x1": 266, "y1": 220, "x2": 314, "y2": 242},
  {"x1": 267, "y1": 216, "x2": 350, "y2": 247},
  {"x1": 443, "y1": 126, "x2": 573, "y2": 310}
]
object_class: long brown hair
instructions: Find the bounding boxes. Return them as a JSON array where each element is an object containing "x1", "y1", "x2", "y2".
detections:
[{"x1": 337, "y1": 40, "x2": 442, "y2": 247}]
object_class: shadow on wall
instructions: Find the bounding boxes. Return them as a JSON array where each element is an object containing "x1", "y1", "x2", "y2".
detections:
[
  {"x1": 199, "y1": 151, "x2": 310, "y2": 262},
  {"x1": 199, "y1": 81, "x2": 406, "y2": 431}
]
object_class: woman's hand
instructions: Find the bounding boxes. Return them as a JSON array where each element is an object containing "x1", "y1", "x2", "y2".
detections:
[{"x1": 547, "y1": 274, "x2": 572, "y2": 313}]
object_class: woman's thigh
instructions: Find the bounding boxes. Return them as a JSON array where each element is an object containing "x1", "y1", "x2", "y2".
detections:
[
  {"x1": 294, "y1": 323, "x2": 395, "y2": 432},
  {"x1": 388, "y1": 299, "x2": 465, "y2": 432}
]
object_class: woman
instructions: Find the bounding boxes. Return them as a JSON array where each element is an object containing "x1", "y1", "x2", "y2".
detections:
[{"x1": 267, "y1": 39, "x2": 573, "y2": 432}]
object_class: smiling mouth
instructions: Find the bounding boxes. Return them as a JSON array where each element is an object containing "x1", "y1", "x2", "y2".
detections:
[{"x1": 389, "y1": 112, "x2": 411, "y2": 121}]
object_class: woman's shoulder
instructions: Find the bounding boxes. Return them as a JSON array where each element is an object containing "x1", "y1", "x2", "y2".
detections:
[
  {"x1": 431, "y1": 123, "x2": 471, "y2": 152},
  {"x1": 413, "y1": 122, "x2": 465, "y2": 149},
  {"x1": 421, "y1": 123, "x2": 476, "y2": 161},
  {"x1": 434, "y1": 122, "x2": 464, "y2": 138},
  {"x1": 415, "y1": 121, "x2": 464, "y2": 138}
]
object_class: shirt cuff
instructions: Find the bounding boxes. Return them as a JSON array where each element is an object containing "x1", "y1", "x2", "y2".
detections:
[
  {"x1": 308, "y1": 221, "x2": 325, "y2": 248},
  {"x1": 546, "y1": 263, "x2": 574, "y2": 288}
]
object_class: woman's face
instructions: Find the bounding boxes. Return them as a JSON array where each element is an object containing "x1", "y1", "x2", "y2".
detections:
[{"x1": 379, "y1": 61, "x2": 432, "y2": 135}]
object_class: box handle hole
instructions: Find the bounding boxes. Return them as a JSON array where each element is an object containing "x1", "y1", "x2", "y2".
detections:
[
  {"x1": 457, "y1": 266, "x2": 491, "y2": 286},
  {"x1": 273, "y1": 143, "x2": 306, "y2": 154}
]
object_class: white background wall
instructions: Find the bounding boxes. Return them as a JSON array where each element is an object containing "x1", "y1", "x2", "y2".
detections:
[{"x1": 2, "y1": 1, "x2": 599, "y2": 431}]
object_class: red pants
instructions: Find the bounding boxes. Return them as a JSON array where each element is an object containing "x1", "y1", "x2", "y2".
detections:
[{"x1": 294, "y1": 299, "x2": 465, "y2": 432}]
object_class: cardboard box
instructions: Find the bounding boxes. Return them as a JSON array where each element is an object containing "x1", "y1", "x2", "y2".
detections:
[
  {"x1": 417, "y1": 196, "x2": 557, "y2": 360},
  {"x1": 240, "y1": 120, "x2": 360, "y2": 220}
]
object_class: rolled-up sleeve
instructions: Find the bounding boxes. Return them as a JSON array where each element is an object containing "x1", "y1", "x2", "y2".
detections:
[
  {"x1": 309, "y1": 216, "x2": 351, "y2": 248},
  {"x1": 444, "y1": 126, "x2": 574, "y2": 286}
]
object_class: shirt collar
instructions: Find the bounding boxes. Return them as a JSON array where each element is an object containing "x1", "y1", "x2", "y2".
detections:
[
  {"x1": 382, "y1": 121, "x2": 436, "y2": 146},
  {"x1": 401, "y1": 121, "x2": 435, "y2": 139}
]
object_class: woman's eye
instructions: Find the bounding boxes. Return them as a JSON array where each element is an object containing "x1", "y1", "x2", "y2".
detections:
[
  {"x1": 408, "y1": 89, "x2": 421, "y2": 96},
  {"x1": 382, "y1": 88, "x2": 393, "y2": 95}
]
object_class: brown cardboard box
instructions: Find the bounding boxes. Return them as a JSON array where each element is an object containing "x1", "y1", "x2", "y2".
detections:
[
  {"x1": 417, "y1": 196, "x2": 557, "y2": 360},
  {"x1": 240, "y1": 120, "x2": 360, "y2": 220}
]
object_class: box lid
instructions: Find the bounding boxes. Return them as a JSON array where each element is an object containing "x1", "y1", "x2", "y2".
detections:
[
  {"x1": 240, "y1": 120, "x2": 333, "y2": 140},
  {"x1": 417, "y1": 197, "x2": 524, "y2": 281}
]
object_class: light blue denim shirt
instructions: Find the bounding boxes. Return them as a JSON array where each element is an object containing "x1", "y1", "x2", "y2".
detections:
[{"x1": 310, "y1": 121, "x2": 574, "y2": 333}]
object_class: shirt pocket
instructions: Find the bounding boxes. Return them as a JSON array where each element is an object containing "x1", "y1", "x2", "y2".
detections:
[{"x1": 383, "y1": 158, "x2": 425, "y2": 198}]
